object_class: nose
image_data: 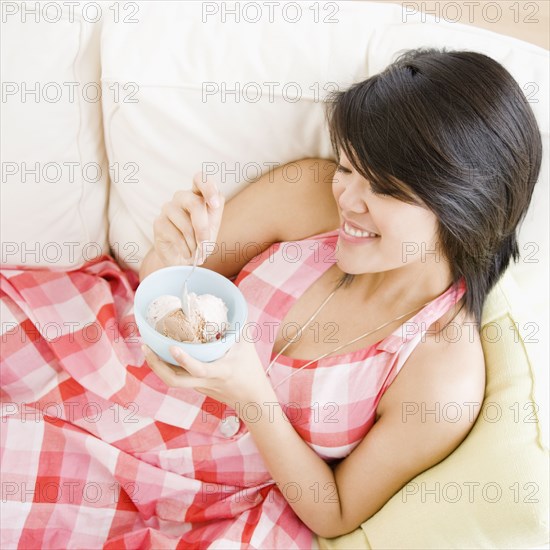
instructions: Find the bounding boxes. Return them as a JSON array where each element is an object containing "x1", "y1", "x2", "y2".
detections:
[{"x1": 338, "y1": 181, "x2": 368, "y2": 214}]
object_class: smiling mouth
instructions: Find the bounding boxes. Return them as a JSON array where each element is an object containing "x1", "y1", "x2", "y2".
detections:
[{"x1": 342, "y1": 221, "x2": 380, "y2": 238}]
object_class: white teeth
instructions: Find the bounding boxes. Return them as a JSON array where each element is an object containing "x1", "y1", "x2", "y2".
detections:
[{"x1": 343, "y1": 222, "x2": 379, "y2": 238}]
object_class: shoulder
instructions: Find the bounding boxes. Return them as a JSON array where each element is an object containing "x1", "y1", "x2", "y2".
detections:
[
  {"x1": 228, "y1": 157, "x2": 339, "y2": 243},
  {"x1": 274, "y1": 158, "x2": 340, "y2": 242},
  {"x1": 328, "y1": 307, "x2": 486, "y2": 537},
  {"x1": 203, "y1": 158, "x2": 338, "y2": 279},
  {"x1": 377, "y1": 306, "x2": 486, "y2": 461}
]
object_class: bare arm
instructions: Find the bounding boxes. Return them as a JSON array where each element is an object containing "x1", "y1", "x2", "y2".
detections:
[{"x1": 139, "y1": 158, "x2": 339, "y2": 282}]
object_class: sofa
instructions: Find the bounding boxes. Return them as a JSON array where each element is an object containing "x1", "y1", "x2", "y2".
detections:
[{"x1": 1, "y1": 1, "x2": 548, "y2": 548}]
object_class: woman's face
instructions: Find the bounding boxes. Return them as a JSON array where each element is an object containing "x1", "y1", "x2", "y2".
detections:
[{"x1": 332, "y1": 151, "x2": 442, "y2": 275}]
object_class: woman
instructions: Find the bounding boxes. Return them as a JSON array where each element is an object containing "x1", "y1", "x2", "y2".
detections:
[
  {"x1": 1, "y1": 47, "x2": 541, "y2": 549},
  {"x1": 140, "y1": 47, "x2": 542, "y2": 545}
]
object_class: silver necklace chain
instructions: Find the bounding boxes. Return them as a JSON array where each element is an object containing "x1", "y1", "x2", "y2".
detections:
[{"x1": 265, "y1": 285, "x2": 432, "y2": 391}]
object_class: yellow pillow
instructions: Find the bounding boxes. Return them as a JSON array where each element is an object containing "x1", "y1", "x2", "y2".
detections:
[{"x1": 318, "y1": 270, "x2": 549, "y2": 549}]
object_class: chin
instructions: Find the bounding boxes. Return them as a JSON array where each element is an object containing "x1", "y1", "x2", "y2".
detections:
[
  {"x1": 335, "y1": 259, "x2": 369, "y2": 275},
  {"x1": 337, "y1": 253, "x2": 389, "y2": 275}
]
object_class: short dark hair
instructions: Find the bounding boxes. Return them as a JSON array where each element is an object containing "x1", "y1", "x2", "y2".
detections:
[{"x1": 325, "y1": 47, "x2": 543, "y2": 329}]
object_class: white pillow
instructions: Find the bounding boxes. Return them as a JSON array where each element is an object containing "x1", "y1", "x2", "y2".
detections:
[
  {"x1": 1, "y1": 2, "x2": 109, "y2": 268},
  {"x1": 100, "y1": 0, "x2": 405, "y2": 273}
]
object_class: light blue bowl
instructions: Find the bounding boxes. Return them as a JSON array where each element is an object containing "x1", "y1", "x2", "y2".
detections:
[{"x1": 134, "y1": 266, "x2": 248, "y2": 365}]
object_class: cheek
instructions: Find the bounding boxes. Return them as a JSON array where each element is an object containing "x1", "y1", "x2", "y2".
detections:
[
  {"x1": 396, "y1": 210, "x2": 438, "y2": 247},
  {"x1": 331, "y1": 179, "x2": 342, "y2": 202},
  {"x1": 414, "y1": 210, "x2": 439, "y2": 240},
  {"x1": 379, "y1": 206, "x2": 434, "y2": 242}
]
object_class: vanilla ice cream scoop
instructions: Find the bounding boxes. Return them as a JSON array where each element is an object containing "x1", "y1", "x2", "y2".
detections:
[
  {"x1": 146, "y1": 292, "x2": 229, "y2": 344},
  {"x1": 146, "y1": 294, "x2": 182, "y2": 326}
]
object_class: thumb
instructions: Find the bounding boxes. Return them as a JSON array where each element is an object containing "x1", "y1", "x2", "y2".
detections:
[
  {"x1": 207, "y1": 192, "x2": 225, "y2": 239},
  {"x1": 200, "y1": 195, "x2": 225, "y2": 264},
  {"x1": 170, "y1": 346, "x2": 209, "y2": 378}
]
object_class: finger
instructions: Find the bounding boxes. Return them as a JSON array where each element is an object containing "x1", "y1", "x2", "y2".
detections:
[
  {"x1": 207, "y1": 193, "x2": 225, "y2": 242},
  {"x1": 163, "y1": 202, "x2": 196, "y2": 258},
  {"x1": 153, "y1": 214, "x2": 193, "y2": 263},
  {"x1": 173, "y1": 191, "x2": 211, "y2": 245},
  {"x1": 192, "y1": 172, "x2": 221, "y2": 210},
  {"x1": 141, "y1": 345, "x2": 187, "y2": 385},
  {"x1": 192, "y1": 175, "x2": 225, "y2": 264},
  {"x1": 143, "y1": 345, "x2": 213, "y2": 392},
  {"x1": 170, "y1": 346, "x2": 211, "y2": 379}
]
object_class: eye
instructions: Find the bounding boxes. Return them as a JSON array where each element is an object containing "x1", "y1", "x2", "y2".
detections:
[
  {"x1": 367, "y1": 179, "x2": 391, "y2": 197},
  {"x1": 335, "y1": 163, "x2": 352, "y2": 174},
  {"x1": 370, "y1": 186, "x2": 390, "y2": 198}
]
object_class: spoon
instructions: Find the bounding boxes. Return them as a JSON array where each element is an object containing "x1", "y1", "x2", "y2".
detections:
[{"x1": 181, "y1": 243, "x2": 202, "y2": 319}]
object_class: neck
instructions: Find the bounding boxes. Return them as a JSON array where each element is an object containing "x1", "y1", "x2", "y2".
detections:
[{"x1": 331, "y1": 259, "x2": 455, "y2": 310}]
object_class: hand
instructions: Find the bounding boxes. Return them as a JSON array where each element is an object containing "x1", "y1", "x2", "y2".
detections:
[
  {"x1": 152, "y1": 172, "x2": 225, "y2": 266},
  {"x1": 142, "y1": 339, "x2": 274, "y2": 413}
]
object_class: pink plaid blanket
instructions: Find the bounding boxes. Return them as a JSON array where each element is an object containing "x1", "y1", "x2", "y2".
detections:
[{"x1": 0, "y1": 255, "x2": 315, "y2": 549}]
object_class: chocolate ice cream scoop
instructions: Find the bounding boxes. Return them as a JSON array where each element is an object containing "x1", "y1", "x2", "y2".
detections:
[{"x1": 155, "y1": 308, "x2": 200, "y2": 343}]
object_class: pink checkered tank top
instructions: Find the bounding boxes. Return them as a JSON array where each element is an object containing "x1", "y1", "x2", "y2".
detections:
[{"x1": 234, "y1": 228, "x2": 467, "y2": 462}]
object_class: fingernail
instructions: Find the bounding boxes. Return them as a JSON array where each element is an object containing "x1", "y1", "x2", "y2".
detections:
[
  {"x1": 171, "y1": 346, "x2": 184, "y2": 360},
  {"x1": 209, "y1": 196, "x2": 220, "y2": 209}
]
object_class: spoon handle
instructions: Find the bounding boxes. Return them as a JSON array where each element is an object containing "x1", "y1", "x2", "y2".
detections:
[
  {"x1": 191, "y1": 241, "x2": 201, "y2": 272},
  {"x1": 181, "y1": 244, "x2": 202, "y2": 318}
]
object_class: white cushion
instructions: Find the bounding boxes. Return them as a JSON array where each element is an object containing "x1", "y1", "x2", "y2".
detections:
[
  {"x1": 100, "y1": 0, "x2": 405, "y2": 273},
  {"x1": 101, "y1": 1, "x2": 548, "y2": 285},
  {"x1": 1, "y1": 2, "x2": 109, "y2": 268}
]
